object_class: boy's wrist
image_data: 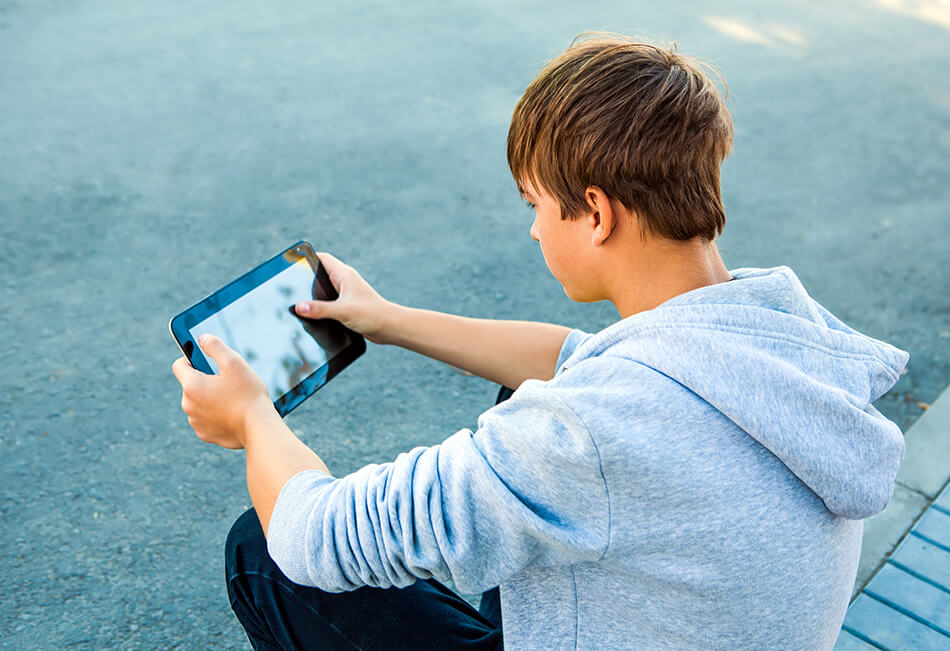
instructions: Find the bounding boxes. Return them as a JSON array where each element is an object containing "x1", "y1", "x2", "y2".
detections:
[
  {"x1": 241, "y1": 397, "x2": 284, "y2": 451},
  {"x1": 373, "y1": 301, "x2": 411, "y2": 347}
]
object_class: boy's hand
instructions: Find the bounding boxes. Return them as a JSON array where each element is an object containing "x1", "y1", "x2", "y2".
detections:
[
  {"x1": 172, "y1": 334, "x2": 274, "y2": 449},
  {"x1": 294, "y1": 251, "x2": 396, "y2": 344}
]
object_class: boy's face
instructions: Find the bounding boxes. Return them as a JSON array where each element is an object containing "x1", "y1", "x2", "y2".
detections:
[{"x1": 521, "y1": 179, "x2": 599, "y2": 302}]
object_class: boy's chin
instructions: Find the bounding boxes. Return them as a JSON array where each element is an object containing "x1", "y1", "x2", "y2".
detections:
[{"x1": 561, "y1": 284, "x2": 600, "y2": 304}]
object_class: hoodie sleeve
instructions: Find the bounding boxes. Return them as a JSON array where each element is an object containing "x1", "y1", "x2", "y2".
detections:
[
  {"x1": 556, "y1": 328, "x2": 593, "y2": 371},
  {"x1": 265, "y1": 381, "x2": 610, "y2": 594}
]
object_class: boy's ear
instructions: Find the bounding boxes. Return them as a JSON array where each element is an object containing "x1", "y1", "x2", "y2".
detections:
[{"x1": 584, "y1": 186, "x2": 617, "y2": 247}]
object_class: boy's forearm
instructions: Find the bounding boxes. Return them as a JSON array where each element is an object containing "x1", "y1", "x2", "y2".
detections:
[
  {"x1": 383, "y1": 304, "x2": 572, "y2": 389},
  {"x1": 243, "y1": 406, "x2": 330, "y2": 536},
  {"x1": 240, "y1": 306, "x2": 570, "y2": 537}
]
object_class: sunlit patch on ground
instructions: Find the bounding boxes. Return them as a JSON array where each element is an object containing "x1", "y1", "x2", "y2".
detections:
[
  {"x1": 875, "y1": 0, "x2": 950, "y2": 30},
  {"x1": 702, "y1": 16, "x2": 807, "y2": 51}
]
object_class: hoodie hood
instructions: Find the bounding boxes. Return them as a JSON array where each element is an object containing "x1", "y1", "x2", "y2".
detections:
[{"x1": 562, "y1": 266, "x2": 908, "y2": 519}]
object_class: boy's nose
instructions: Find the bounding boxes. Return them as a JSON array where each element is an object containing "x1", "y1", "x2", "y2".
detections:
[{"x1": 529, "y1": 219, "x2": 540, "y2": 242}]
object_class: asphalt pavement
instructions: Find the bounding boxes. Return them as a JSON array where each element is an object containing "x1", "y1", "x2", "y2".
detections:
[{"x1": 1, "y1": 1, "x2": 948, "y2": 648}]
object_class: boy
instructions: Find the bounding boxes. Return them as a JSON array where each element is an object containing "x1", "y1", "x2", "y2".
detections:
[{"x1": 173, "y1": 34, "x2": 907, "y2": 649}]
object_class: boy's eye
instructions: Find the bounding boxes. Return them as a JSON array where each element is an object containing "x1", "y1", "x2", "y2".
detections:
[{"x1": 523, "y1": 199, "x2": 536, "y2": 210}]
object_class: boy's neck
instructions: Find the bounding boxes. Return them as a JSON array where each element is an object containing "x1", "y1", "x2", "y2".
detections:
[{"x1": 607, "y1": 238, "x2": 732, "y2": 319}]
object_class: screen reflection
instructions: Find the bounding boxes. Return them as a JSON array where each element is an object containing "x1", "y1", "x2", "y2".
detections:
[{"x1": 188, "y1": 259, "x2": 349, "y2": 402}]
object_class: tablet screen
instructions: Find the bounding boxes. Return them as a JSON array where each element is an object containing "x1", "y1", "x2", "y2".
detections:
[{"x1": 187, "y1": 258, "x2": 351, "y2": 403}]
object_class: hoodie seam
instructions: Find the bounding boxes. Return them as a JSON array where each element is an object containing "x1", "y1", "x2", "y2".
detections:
[
  {"x1": 571, "y1": 564, "x2": 579, "y2": 649},
  {"x1": 545, "y1": 391, "x2": 613, "y2": 563}
]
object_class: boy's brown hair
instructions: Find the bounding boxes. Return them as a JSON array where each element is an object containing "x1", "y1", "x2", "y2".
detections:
[{"x1": 507, "y1": 34, "x2": 733, "y2": 241}]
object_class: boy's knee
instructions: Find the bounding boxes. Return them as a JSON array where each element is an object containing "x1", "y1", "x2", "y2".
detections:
[{"x1": 225, "y1": 508, "x2": 268, "y2": 578}]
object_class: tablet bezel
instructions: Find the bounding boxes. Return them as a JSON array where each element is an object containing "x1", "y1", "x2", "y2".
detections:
[{"x1": 169, "y1": 240, "x2": 366, "y2": 417}]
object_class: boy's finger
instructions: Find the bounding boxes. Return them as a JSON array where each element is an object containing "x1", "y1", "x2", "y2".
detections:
[
  {"x1": 198, "y1": 334, "x2": 236, "y2": 366},
  {"x1": 316, "y1": 250, "x2": 344, "y2": 268},
  {"x1": 171, "y1": 356, "x2": 197, "y2": 385},
  {"x1": 315, "y1": 251, "x2": 347, "y2": 288}
]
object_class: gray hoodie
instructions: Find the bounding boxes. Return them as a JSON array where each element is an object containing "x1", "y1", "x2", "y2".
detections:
[{"x1": 267, "y1": 266, "x2": 908, "y2": 649}]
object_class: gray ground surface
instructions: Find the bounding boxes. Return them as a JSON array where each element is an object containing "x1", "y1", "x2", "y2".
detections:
[{"x1": 1, "y1": 1, "x2": 948, "y2": 648}]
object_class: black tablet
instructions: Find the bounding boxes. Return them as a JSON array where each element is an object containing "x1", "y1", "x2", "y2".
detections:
[{"x1": 169, "y1": 241, "x2": 365, "y2": 417}]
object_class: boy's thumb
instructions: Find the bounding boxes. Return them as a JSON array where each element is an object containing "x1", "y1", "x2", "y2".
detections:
[
  {"x1": 294, "y1": 301, "x2": 331, "y2": 319},
  {"x1": 198, "y1": 334, "x2": 234, "y2": 365}
]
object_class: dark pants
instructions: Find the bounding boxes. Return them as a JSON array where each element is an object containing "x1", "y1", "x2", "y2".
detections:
[{"x1": 224, "y1": 387, "x2": 514, "y2": 650}]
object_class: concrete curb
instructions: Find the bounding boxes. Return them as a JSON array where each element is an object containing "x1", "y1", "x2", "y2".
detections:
[{"x1": 853, "y1": 385, "x2": 950, "y2": 596}]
